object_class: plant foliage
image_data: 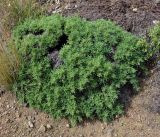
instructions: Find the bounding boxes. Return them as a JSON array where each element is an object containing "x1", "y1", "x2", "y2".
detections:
[
  {"x1": 13, "y1": 15, "x2": 152, "y2": 126},
  {"x1": 149, "y1": 23, "x2": 160, "y2": 59}
]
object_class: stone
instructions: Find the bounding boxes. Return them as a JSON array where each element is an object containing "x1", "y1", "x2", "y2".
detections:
[
  {"x1": 46, "y1": 124, "x2": 52, "y2": 129},
  {"x1": 153, "y1": 20, "x2": 160, "y2": 25},
  {"x1": 133, "y1": 8, "x2": 138, "y2": 12},
  {"x1": 66, "y1": 124, "x2": 70, "y2": 128},
  {"x1": 38, "y1": 125, "x2": 46, "y2": 132},
  {"x1": 28, "y1": 121, "x2": 34, "y2": 128}
]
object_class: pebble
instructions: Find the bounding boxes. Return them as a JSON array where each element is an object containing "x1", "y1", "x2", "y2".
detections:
[
  {"x1": 38, "y1": 125, "x2": 46, "y2": 132},
  {"x1": 46, "y1": 124, "x2": 52, "y2": 129},
  {"x1": 153, "y1": 20, "x2": 160, "y2": 25},
  {"x1": 28, "y1": 121, "x2": 34, "y2": 128},
  {"x1": 66, "y1": 124, "x2": 70, "y2": 128},
  {"x1": 75, "y1": 5, "x2": 78, "y2": 8},
  {"x1": 132, "y1": 8, "x2": 138, "y2": 12},
  {"x1": 102, "y1": 126, "x2": 105, "y2": 130},
  {"x1": 6, "y1": 105, "x2": 10, "y2": 108}
]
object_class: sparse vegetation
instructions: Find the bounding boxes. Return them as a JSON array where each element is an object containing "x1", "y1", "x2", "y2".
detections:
[
  {"x1": 0, "y1": 0, "x2": 44, "y2": 33},
  {"x1": 12, "y1": 15, "x2": 154, "y2": 126},
  {"x1": 0, "y1": 39, "x2": 20, "y2": 89}
]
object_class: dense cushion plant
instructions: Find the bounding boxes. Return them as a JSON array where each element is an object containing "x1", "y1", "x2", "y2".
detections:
[{"x1": 13, "y1": 15, "x2": 152, "y2": 126}]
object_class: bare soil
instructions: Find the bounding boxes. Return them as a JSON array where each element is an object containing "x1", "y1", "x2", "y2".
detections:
[
  {"x1": 60, "y1": 0, "x2": 160, "y2": 36},
  {"x1": 0, "y1": 0, "x2": 160, "y2": 137}
]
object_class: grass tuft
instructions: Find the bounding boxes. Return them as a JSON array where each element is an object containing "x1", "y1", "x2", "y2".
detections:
[{"x1": 0, "y1": 0, "x2": 45, "y2": 89}]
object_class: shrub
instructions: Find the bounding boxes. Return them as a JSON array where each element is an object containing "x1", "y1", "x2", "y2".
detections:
[{"x1": 13, "y1": 15, "x2": 151, "y2": 126}]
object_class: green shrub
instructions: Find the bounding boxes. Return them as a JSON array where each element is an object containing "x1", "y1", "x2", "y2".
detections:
[{"x1": 12, "y1": 15, "x2": 151, "y2": 126}]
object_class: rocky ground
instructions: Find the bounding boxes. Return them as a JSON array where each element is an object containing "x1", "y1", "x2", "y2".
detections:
[{"x1": 0, "y1": 0, "x2": 160, "y2": 137}]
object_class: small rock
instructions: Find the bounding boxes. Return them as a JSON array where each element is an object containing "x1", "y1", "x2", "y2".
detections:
[
  {"x1": 153, "y1": 20, "x2": 160, "y2": 25},
  {"x1": 75, "y1": 5, "x2": 78, "y2": 8},
  {"x1": 38, "y1": 125, "x2": 46, "y2": 132},
  {"x1": 132, "y1": 8, "x2": 138, "y2": 12},
  {"x1": 66, "y1": 124, "x2": 70, "y2": 128},
  {"x1": 102, "y1": 127, "x2": 105, "y2": 130},
  {"x1": 28, "y1": 121, "x2": 34, "y2": 128},
  {"x1": 46, "y1": 124, "x2": 52, "y2": 129},
  {"x1": 6, "y1": 105, "x2": 10, "y2": 108}
]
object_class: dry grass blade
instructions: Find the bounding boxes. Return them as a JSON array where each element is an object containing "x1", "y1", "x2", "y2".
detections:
[
  {"x1": 0, "y1": 38, "x2": 20, "y2": 89},
  {"x1": 0, "y1": 0, "x2": 44, "y2": 32},
  {"x1": 0, "y1": 0, "x2": 45, "y2": 89}
]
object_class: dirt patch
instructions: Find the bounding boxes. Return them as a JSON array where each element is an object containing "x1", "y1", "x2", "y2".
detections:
[{"x1": 55, "y1": 0, "x2": 160, "y2": 36}]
